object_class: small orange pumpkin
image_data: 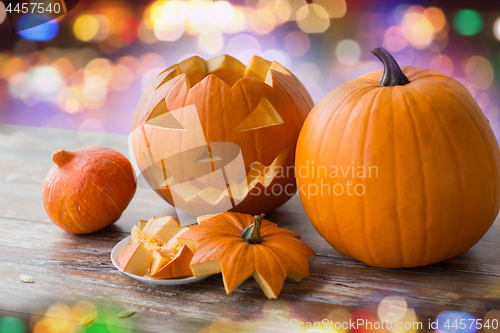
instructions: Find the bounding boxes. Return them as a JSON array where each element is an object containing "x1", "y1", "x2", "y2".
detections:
[
  {"x1": 296, "y1": 47, "x2": 500, "y2": 268},
  {"x1": 178, "y1": 212, "x2": 316, "y2": 299},
  {"x1": 131, "y1": 54, "x2": 313, "y2": 216},
  {"x1": 42, "y1": 146, "x2": 136, "y2": 234}
]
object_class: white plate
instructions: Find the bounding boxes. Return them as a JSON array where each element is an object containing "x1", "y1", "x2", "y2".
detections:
[{"x1": 111, "y1": 236, "x2": 211, "y2": 285}]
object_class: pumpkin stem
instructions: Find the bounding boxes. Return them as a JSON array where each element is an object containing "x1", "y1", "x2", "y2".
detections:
[
  {"x1": 241, "y1": 214, "x2": 265, "y2": 244},
  {"x1": 370, "y1": 47, "x2": 410, "y2": 87},
  {"x1": 52, "y1": 149, "x2": 73, "y2": 167}
]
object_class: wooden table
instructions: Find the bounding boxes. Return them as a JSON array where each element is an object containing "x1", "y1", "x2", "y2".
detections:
[{"x1": 1, "y1": 123, "x2": 500, "y2": 333}]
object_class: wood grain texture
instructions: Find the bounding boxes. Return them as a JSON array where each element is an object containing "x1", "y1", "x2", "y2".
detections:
[{"x1": 1, "y1": 124, "x2": 500, "y2": 332}]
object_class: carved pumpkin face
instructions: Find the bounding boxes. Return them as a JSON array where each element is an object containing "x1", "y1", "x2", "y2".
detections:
[{"x1": 131, "y1": 55, "x2": 313, "y2": 216}]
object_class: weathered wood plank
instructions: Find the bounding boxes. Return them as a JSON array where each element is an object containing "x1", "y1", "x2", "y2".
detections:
[
  {"x1": 0, "y1": 124, "x2": 129, "y2": 156},
  {"x1": 0, "y1": 252, "x2": 498, "y2": 333},
  {"x1": 0, "y1": 217, "x2": 500, "y2": 320}
]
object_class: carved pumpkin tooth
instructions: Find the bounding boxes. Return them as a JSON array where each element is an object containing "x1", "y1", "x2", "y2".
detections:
[
  {"x1": 197, "y1": 187, "x2": 226, "y2": 205},
  {"x1": 165, "y1": 146, "x2": 289, "y2": 204},
  {"x1": 177, "y1": 56, "x2": 207, "y2": 87},
  {"x1": 265, "y1": 62, "x2": 292, "y2": 87},
  {"x1": 206, "y1": 55, "x2": 246, "y2": 87},
  {"x1": 226, "y1": 186, "x2": 247, "y2": 202},
  {"x1": 244, "y1": 55, "x2": 272, "y2": 81},
  {"x1": 155, "y1": 67, "x2": 181, "y2": 91},
  {"x1": 170, "y1": 181, "x2": 202, "y2": 202}
]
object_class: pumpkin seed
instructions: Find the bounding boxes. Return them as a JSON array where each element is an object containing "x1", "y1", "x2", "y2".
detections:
[
  {"x1": 117, "y1": 310, "x2": 135, "y2": 318},
  {"x1": 20, "y1": 274, "x2": 34, "y2": 283},
  {"x1": 79, "y1": 314, "x2": 95, "y2": 327}
]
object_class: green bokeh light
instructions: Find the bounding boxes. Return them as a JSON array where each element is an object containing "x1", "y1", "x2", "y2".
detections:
[
  {"x1": 453, "y1": 9, "x2": 483, "y2": 36},
  {"x1": 85, "y1": 323, "x2": 111, "y2": 333},
  {"x1": 0, "y1": 317, "x2": 25, "y2": 333}
]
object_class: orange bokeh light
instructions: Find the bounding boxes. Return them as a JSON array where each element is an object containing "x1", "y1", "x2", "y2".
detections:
[{"x1": 116, "y1": 17, "x2": 139, "y2": 43}]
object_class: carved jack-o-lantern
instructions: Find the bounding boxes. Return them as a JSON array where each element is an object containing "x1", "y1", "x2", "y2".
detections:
[{"x1": 131, "y1": 55, "x2": 313, "y2": 216}]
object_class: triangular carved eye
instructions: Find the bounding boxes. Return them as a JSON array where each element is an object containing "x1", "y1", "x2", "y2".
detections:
[
  {"x1": 232, "y1": 97, "x2": 284, "y2": 132},
  {"x1": 146, "y1": 99, "x2": 185, "y2": 130}
]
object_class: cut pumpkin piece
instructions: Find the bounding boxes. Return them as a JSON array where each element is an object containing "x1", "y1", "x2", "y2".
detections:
[
  {"x1": 117, "y1": 243, "x2": 154, "y2": 276},
  {"x1": 150, "y1": 244, "x2": 194, "y2": 279},
  {"x1": 131, "y1": 225, "x2": 164, "y2": 252},
  {"x1": 164, "y1": 227, "x2": 198, "y2": 254},
  {"x1": 150, "y1": 250, "x2": 172, "y2": 276},
  {"x1": 138, "y1": 220, "x2": 148, "y2": 231},
  {"x1": 142, "y1": 216, "x2": 183, "y2": 242}
]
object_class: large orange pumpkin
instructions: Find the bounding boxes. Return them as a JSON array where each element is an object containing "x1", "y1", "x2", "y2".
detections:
[
  {"x1": 296, "y1": 47, "x2": 500, "y2": 268},
  {"x1": 131, "y1": 55, "x2": 313, "y2": 216}
]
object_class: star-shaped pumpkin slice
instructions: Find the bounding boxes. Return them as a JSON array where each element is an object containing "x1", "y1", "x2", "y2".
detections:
[{"x1": 178, "y1": 212, "x2": 315, "y2": 299}]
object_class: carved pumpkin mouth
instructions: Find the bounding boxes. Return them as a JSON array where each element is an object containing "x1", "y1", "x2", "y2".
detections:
[{"x1": 143, "y1": 145, "x2": 289, "y2": 207}]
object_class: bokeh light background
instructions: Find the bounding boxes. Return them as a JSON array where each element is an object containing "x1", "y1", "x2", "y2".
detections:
[
  {"x1": 0, "y1": 0, "x2": 499, "y2": 141},
  {"x1": 1, "y1": 1, "x2": 500, "y2": 331}
]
